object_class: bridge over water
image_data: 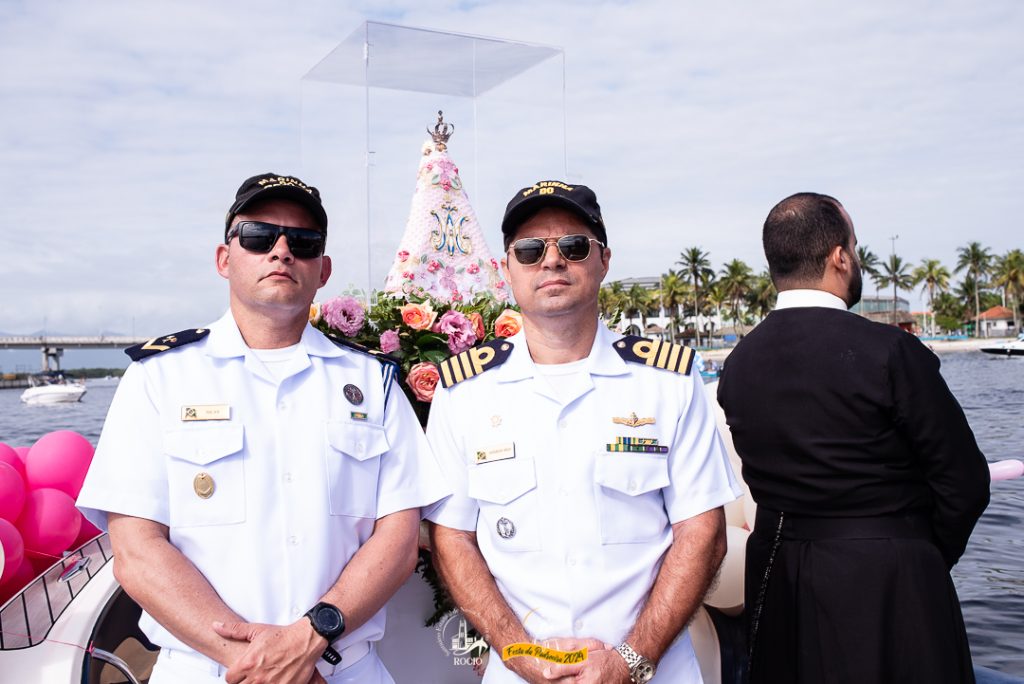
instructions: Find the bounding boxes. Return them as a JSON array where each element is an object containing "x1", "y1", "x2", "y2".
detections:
[{"x1": 0, "y1": 336, "x2": 150, "y2": 371}]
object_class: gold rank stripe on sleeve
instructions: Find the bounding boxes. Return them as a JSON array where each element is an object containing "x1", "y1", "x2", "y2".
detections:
[
  {"x1": 125, "y1": 328, "x2": 211, "y2": 362},
  {"x1": 612, "y1": 335, "x2": 695, "y2": 375},
  {"x1": 438, "y1": 339, "x2": 514, "y2": 388}
]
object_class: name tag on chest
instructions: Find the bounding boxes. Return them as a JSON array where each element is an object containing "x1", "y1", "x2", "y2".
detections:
[
  {"x1": 181, "y1": 404, "x2": 231, "y2": 421},
  {"x1": 475, "y1": 442, "x2": 515, "y2": 465}
]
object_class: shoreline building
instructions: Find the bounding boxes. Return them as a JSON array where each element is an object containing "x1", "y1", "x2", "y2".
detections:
[
  {"x1": 605, "y1": 276, "x2": 725, "y2": 343},
  {"x1": 850, "y1": 295, "x2": 915, "y2": 332}
]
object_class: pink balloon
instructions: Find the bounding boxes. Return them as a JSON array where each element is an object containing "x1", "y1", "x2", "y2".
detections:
[
  {"x1": 0, "y1": 557, "x2": 36, "y2": 605},
  {"x1": 14, "y1": 447, "x2": 30, "y2": 464},
  {"x1": 0, "y1": 443, "x2": 25, "y2": 480},
  {"x1": 0, "y1": 518, "x2": 25, "y2": 586},
  {"x1": 989, "y1": 459, "x2": 1024, "y2": 482},
  {"x1": 70, "y1": 513, "x2": 103, "y2": 549},
  {"x1": 16, "y1": 488, "x2": 81, "y2": 559},
  {"x1": 25, "y1": 431, "x2": 95, "y2": 499},
  {"x1": 0, "y1": 462, "x2": 26, "y2": 523}
]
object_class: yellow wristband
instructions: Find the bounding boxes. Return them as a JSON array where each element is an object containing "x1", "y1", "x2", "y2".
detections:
[{"x1": 501, "y1": 643, "x2": 588, "y2": 664}]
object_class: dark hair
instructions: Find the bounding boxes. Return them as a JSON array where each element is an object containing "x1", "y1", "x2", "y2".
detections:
[{"x1": 763, "y1": 192, "x2": 850, "y2": 286}]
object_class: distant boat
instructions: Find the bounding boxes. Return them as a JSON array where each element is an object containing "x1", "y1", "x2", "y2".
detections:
[
  {"x1": 980, "y1": 333, "x2": 1024, "y2": 357},
  {"x1": 20, "y1": 371, "x2": 87, "y2": 404}
]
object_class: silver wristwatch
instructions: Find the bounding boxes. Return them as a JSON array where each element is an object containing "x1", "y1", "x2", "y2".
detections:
[{"x1": 615, "y1": 642, "x2": 656, "y2": 683}]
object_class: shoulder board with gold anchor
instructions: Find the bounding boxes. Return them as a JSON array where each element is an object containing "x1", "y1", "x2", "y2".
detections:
[
  {"x1": 324, "y1": 332, "x2": 401, "y2": 408},
  {"x1": 125, "y1": 328, "x2": 210, "y2": 362},
  {"x1": 614, "y1": 335, "x2": 695, "y2": 375},
  {"x1": 438, "y1": 339, "x2": 514, "y2": 388}
]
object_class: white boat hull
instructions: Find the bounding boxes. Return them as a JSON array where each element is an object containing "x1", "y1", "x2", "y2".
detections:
[
  {"x1": 980, "y1": 343, "x2": 1024, "y2": 357},
  {"x1": 20, "y1": 385, "x2": 87, "y2": 404}
]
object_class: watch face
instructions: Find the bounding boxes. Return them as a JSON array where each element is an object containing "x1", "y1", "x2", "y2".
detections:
[
  {"x1": 315, "y1": 605, "x2": 342, "y2": 633},
  {"x1": 635, "y1": 662, "x2": 656, "y2": 683}
]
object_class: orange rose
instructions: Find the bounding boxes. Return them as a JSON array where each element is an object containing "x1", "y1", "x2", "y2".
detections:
[
  {"x1": 468, "y1": 312, "x2": 485, "y2": 341},
  {"x1": 399, "y1": 302, "x2": 438, "y2": 331},
  {"x1": 494, "y1": 309, "x2": 523, "y2": 338},
  {"x1": 407, "y1": 362, "x2": 440, "y2": 403}
]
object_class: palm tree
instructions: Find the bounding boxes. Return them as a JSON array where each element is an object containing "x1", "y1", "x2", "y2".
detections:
[
  {"x1": 911, "y1": 259, "x2": 951, "y2": 335},
  {"x1": 657, "y1": 270, "x2": 689, "y2": 343},
  {"x1": 857, "y1": 246, "x2": 882, "y2": 295},
  {"x1": 718, "y1": 259, "x2": 753, "y2": 334},
  {"x1": 598, "y1": 281, "x2": 625, "y2": 326},
  {"x1": 677, "y1": 247, "x2": 715, "y2": 347},
  {"x1": 955, "y1": 242, "x2": 993, "y2": 337},
  {"x1": 932, "y1": 292, "x2": 966, "y2": 333},
  {"x1": 622, "y1": 284, "x2": 652, "y2": 334},
  {"x1": 745, "y1": 271, "x2": 777, "y2": 322},
  {"x1": 704, "y1": 283, "x2": 727, "y2": 341},
  {"x1": 876, "y1": 254, "x2": 914, "y2": 326},
  {"x1": 992, "y1": 249, "x2": 1024, "y2": 332}
]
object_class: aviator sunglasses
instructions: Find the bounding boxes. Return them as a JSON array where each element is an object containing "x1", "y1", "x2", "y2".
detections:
[
  {"x1": 509, "y1": 234, "x2": 605, "y2": 265},
  {"x1": 225, "y1": 221, "x2": 326, "y2": 259}
]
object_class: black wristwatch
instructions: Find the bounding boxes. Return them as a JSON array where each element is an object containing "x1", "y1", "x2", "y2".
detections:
[{"x1": 304, "y1": 602, "x2": 346, "y2": 665}]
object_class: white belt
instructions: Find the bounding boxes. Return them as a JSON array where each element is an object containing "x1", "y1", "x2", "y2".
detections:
[{"x1": 162, "y1": 640, "x2": 371, "y2": 678}]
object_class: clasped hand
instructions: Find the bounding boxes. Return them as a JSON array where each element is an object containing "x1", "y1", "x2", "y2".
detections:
[
  {"x1": 509, "y1": 637, "x2": 632, "y2": 684},
  {"x1": 212, "y1": 619, "x2": 327, "y2": 684}
]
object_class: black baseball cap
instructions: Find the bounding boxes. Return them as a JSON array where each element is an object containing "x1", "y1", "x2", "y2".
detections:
[
  {"x1": 501, "y1": 181, "x2": 607, "y2": 247},
  {"x1": 225, "y1": 173, "x2": 328, "y2": 237}
]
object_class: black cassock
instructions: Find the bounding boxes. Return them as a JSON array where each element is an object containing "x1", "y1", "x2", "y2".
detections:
[{"x1": 718, "y1": 307, "x2": 990, "y2": 684}]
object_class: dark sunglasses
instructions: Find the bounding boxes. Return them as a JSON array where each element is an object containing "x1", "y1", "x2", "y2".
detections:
[
  {"x1": 509, "y1": 234, "x2": 604, "y2": 265},
  {"x1": 225, "y1": 221, "x2": 326, "y2": 259}
]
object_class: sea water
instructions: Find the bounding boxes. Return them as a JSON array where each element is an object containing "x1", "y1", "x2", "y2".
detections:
[{"x1": 0, "y1": 354, "x2": 1021, "y2": 674}]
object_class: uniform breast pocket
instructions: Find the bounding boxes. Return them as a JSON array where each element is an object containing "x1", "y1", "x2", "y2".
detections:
[
  {"x1": 594, "y1": 452, "x2": 670, "y2": 544},
  {"x1": 325, "y1": 420, "x2": 389, "y2": 518},
  {"x1": 163, "y1": 424, "x2": 245, "y2": 528},
  {"x1": 467, "y1": 458, "x2": 540, "y2": 552}
]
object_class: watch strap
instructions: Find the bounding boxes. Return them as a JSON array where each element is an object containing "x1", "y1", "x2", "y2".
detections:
[
  {"x1": 321, "y1": 645, "x2": 342, "y2": 665},
  {"x1": 614, "y1": 642, "x2": 654, "y2": 683}
]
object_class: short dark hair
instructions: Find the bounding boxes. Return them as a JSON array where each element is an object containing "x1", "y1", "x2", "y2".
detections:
[{"x1": 763, "y1": 192, "x2": 850, "y2": 287}]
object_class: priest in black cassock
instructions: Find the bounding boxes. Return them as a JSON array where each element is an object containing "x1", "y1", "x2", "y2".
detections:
[{"x1": 717, "y1": 192, "x2": 990, "y2": 684}]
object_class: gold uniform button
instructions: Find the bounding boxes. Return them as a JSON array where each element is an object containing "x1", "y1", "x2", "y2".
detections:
[{"x1": 194, "y1": 472, "x2": 215, "y2": 499}]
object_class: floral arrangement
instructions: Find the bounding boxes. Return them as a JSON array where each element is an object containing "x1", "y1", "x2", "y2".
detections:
[
  {"x1": 311, "y1": 292, "x2": 522, "y2": 422},
  {"x1": 311, "y1": 291, "x2": 521, "y2": 630}
]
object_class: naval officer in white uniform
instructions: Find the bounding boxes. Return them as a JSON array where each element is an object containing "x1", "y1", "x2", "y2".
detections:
[
  {"x1": 426, "y1": 181, "x2": 741, "y2": 684},
  {"x1": 77, "y1": 173, "x2": 449, "y2": 684}
]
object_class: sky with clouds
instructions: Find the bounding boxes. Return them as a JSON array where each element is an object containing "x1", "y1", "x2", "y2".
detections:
[{"x1": 1, "y1": 0, "x2": 1022, "y2": 363}]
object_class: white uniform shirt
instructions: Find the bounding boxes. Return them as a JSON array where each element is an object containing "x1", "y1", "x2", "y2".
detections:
[
  {"x1": 426, "y1": 323, "x2": 741, "y2": 683},
  {"x1": 77, "y1": 311, "x2": 449, "y2": 655}
]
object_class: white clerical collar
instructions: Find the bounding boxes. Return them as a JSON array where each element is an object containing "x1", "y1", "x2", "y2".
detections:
[{"x1": 775, "y1": 289, "x2": 849, "y2": 311}]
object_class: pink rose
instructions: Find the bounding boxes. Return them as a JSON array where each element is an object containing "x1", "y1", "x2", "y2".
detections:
[
  {"x1": 490, "y1": 258, "x2": 499, "y2": 270},
  {"x1": 321, "y1": 296, "x2": 365, "y2": 336},
  {"x1": 437, "y1": 310, "x2": 477, "y2": 355},
  {"x1": 467, "y1": 263, "x2": 480, "y2": 274},
  {"x1": 494, "y1": 309, "x2": 523, "y2": 338},
  {"x1": 468, "y1": 312, "x2": 485, "y2": 341},
  {"x1": 427, "y1": 260, "x2": 441, "y2": 273},
  {"x1": 402, "y1": 271, "x2": 415, "y2": 280},
  {"x1": 407, "y1": 362, "x2": 440, "y2": 402},
  {"x1": 397, "y1": 250, "x2": 410, "y2": 262},
  {"x1": 379, "y1": 329, "x2": 400, "y2": 354},
  {"x1": 399, "y1": 301, "x2": 437, "y2": 330}
]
